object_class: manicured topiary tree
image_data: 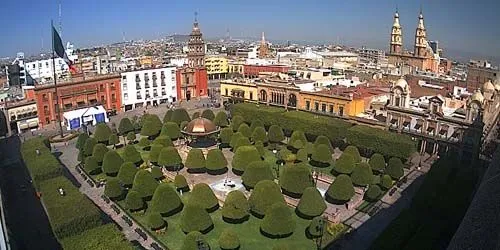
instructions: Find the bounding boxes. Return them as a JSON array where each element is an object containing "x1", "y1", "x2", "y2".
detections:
[
  {"x1": 119, "y1": 117, "x2": 134, "y2": 135},
  {"x1": 332, "y1": 153, "x2": 355, "y2": 175},
  {"x1": 288, "y1": 131, "x2": 308, "y2": 151},
  {"x1": 219, "y1": 127, "x2": 233, "y2": 147},
  {"x1": 146, "y1": 212, "x2": 166, "y2": 231},
  {"x1": 122, "y1": 145, "x2": 142, "y2": 166},
  {"x1": 229, "y1": 132, "x2": 244, "y2": 149},
  {"x1": 364, "y1": 185, "x2": 382, "y2": 202},
  {"x1": 313, "y1": 135, "x2": 334, "y2": 153},
  {"x1": 185, "y1": 148, "x2": 206, "y2": 173},
  {"x1": 84, "y1": 156, "x2": 100, "y2": 175},
  {"x1": 214, "y1": 111, "x2": 229, "y2": 127},
  {"x1": 221, "y1": 190, "x2": 249, "y2": 223},
  {"x1": 369, "y1": 153, "x2": 386, "y2": 174},
  {"x1": 92, "y1": 143, "x2": 109, "y2": 164},
  {"x1": 94, "y1": 123, "x2": 112, "y2": 143},
  {"x1": 158, "y1": 146, "x2": 183, "y2": 171},
  {"x1": 149, "y1": 183, "x2": 183, "y2": 216},
  {"x1": 254, "y1": 141, "x2": 266, "y2": 157},
  {"x1": 296, "y1": 187, "x2": 327, "y2": 219},
  {"x1": 150, "y1": 166, "x2": 164, "y2": 180},
  {"x1": 153, "y1": 135, "x2": 173, "y2": 147},
  {"x1": 218, "y1": 229, "x2": 240, "y2": 250},
  {"x1": 180, "y1": 203, "x2": 214, "y2": 234},
  {"x1": 305, "y1": 142, "x2": 315, "y2": 156},
  {"x1": 268, "y1": 125, "x2": 285, "y2": 144},
  {"x1": 232, "y1": 146, "x2": 261, "y2": 175},
  {"x1": 386, "y1": 157, "x2": 404, "y2": 180},
  {"x1": 108, "y1": 133, "x2": 119, "y2": 148},
  {"x1": 310, "y1": 144, "x2": 332, "y2": 168},
  {"x1": 191, "y1": 183, "x2": 219, "y2": 212},
  {"x1": 149, "y1": 144, "x2": 163, "y2": 164},
  {"x1": 280, "y1": 163, "x2": 314, "y2": 198},
  {"x1": 242, "y1": 161, "x2": 274, "y2": 190},
  {"x1": 171, "y1": 108, "x2": 191, "y2": 125},
  {"x1": 344, "y1": 145, "x2": 361, "y2": 163},
  {"x1": 230, "y1": 115, "x2": 244, "y2": 132},
  {"x1": 137, "y1": 137, "x2": 150, "y2": 148},
  {"x1": 307, "y1": 216, "x2": 326, "y2": 238},
  {"x1": 250, "y1": 120, "x2": 264, "y2": 133},
  {"x1": 380, "y1": 174, "x2": 393, "y2": 190},
  {"x1": 83, "y1": 137, "x2": 97, "y2": 156},
  {"x1": 248, "y1": 180, "x2": 286, "y2": 218},
  {"x1": 125, "y1": 190, "x2": 144, "y2": 212},
  {"x1": 126, "y1": 132, "x2": 136, "y2": 144},
  {"x1": 102, "y1": 151, "x2": 124, "y2": 176},
  {"x1": 233, "y1": 137, "x2": 251, "y2": 152},
  {"x1": 237, "y1": 123, "x2": 251, "y2": 138},
  {"x1": 77, "y1": 149, "x2": 84, "y2": 162},
  {"x1": 104, "y1": 178, "x2": 123, "y2": 200},
  {"x1": 296, "y1": 149, "x2": 309, "y2": 163},
  {"x1": 117, "y1": 162, "x2": 138, "y2": 187},
  {"x1": 174, "y1": 175, "x2": 190, "y2": 192},
  {"x1": 160, "y1": 122, "x2": 180, "y2": 140},
  {"x1": 191, "y1": 111, "x2": 200, "y2": 120},
  {"x1": 132, "y1": 169, "x2": 159, "y2": 200},
  {"x1": 325, "y1": 174, "x2": 355, "y2": 204},
  {"x1": 76, "y1": 133, "x2": 89, "y2": 149},
  {"x1": 181, "y1": 231, "x2": 210, "y2": 250},
  {"x1": 260, "y1": 203, "x2": 296, "y2": 239},
  {"x1": 351, "y1": 162, "x2": 374, "y2": 187},
  {"x1": 180, "y1": 121, "x2": 189, "y2": 131},
  {"x1": 205, "y1": 148, "x2": 228, "y2": 175},
  {"x1": 278, "y1": 148, "x2": 296, "y2": 165},
  {"x1": 201, "y1": 109, "x2": 215, "y2": 121},
  {"x1": 163, "y1": 109, "x2": 173, "y2": 123},
  {"x1": 251, "y1": 126, "x2": 268, "y2": 144}
]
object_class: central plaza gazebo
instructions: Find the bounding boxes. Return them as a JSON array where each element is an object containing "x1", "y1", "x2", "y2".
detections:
[{"x1": 181, "y1": 117, "x2": 220, "y2": 148}]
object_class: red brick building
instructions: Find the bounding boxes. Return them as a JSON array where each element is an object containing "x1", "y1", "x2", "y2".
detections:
[
  {"x1": 34, "y1": 74, "x2": 121, "y2": 127},
  {"x1": 243, "y1": 65, "x2": 290, "y2": 78}
]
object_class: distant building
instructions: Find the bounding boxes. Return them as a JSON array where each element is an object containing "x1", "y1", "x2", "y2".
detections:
[
  {"x1": 466, "y1": 61, "x2": 498, "y2": 91},
  {"x1": 23, "y1": 43, "x2": 78, "y2": 83},
  {"x1": 258, "y1": 32, "x2": 270, "y2": 58},
  {"x1": 205, "y1": 56, "x2": 228, "y2": 80},
  {"x1": 243, "y1": 64, "x2": 289, "y2": 78},
  {"x1": 3, "y1": 101, "x2": 38, "y2": 134}
]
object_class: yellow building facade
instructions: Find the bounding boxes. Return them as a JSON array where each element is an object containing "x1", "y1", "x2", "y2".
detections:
[
  {"x1": 228, "y1": 60, "x2": 245, "y2": 76},
  {"x1": 205, "y1": 56, "x2": 228, "y2": 79},
  {"x1": 220, "y1": 80, "x2": 258, "y2": 102},
  {"x1": 298, "y1": 92, "x2": 364, "y2": 117}
]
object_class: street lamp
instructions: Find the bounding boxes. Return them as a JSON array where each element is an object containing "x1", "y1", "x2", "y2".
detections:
[
  {"x1": 315, "y1": 216, "x2": 327, "y2": 250},
  {"x1": 272, "y1": 149, "x2": 279, "y2": 178},
  {"x1": 196, "y1": 236, "x2": 209, "y2": 250}
]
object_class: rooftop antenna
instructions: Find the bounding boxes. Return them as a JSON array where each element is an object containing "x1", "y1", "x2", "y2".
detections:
[{"x1": 194, "y1": 11, "x2": 198, "y2": 23}]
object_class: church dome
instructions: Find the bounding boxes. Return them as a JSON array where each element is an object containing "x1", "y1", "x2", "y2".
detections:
[
  {"x1": 395, "y1": 78, "x2": 409, "y2": 91},
  {"x1": 482, "y1": 80, "x2": 495, "y2": 92},
  {"x1": 182, "y1": 117, "x2": 219, "y2": 136},
  {"x1": 494, "y1": 76, "x2": 500, "y2": 91},
  {"x1": 470, "y1": 89, "x2": 484, "y2": 104}
]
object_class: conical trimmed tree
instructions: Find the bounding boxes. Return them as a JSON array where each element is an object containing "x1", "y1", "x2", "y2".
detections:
[
  {"x1": 108, "y1": 133, "x2": 119, "y2": 148},
  {"x1": 364, "y1": 185, "x2": 382, "y2": 202},
  {"x1": 296, "y1": 149, "x2": 309, "y2": 163},
  {"x1": 229, "y1": 132, "x2": 244, "y2": 149},
  {"x1": 310, "y1": 144, "x2": 332, "y2": 168},
  {"x1": 219, "y1": 127, "x2": 233, "y2": 146},
  {"x1": 248, "y1": 180, "x2": 286, "y2": 218},
  {"x1": 231, "y1": 146, "x2": 261, "y2": 175},
  {"x1": 190, "y1": 183, "x2": 219, "y2": 212},
  {"x1": 153, "y1": 135, "x2": 173, "y2": 147},
  {"x1": 230, "y1": 115, "x2": 244, "y2": 132},
  {"x1": 149, "y1": 144, "x2": 163, "y2": 164},
  {"x1": 180, "y1": 203, "x2": 214, "y2": 234},
  {"x1": 251, "y1": 126, "x2": 268, "y2": 143},
  {"x1": 280, "y1": 163, "x2": 314, "y2": 198},
  {"x1": 137, "y1": 137, "x2": 150, "y2": 148},
  {"x1": 163, "y1": 109, "x2": 173, "y2": 123},
  {"x1": 351, "y1": 162, "x2": 374, "y2": 187},
  {"x1": 191, "y1": 111, "x2": 200, "y2": 120},
  {"x1": 332, "y1": 153, "x2": 355, "y2": 175},
  {"x1": 344, "y1": 145, "x2": 361, "y2": 163},
  {"x1": 206, "y1": 148, "x2": 228, "y2": 175},
  {"x1": 160, "y1": 122, "x2": 180, "y2": 140},
  {"x1": 122, "y1": 145, "x2": 142, "y2": 166},
  {"x1": 132, "y1": 169, "x2": 159, "y2": 200},
  {"x1": 254, "y1": 141, "x2": 266, "y2": 157},
  {"x1": 125, "y1": 190, "x2": 144, "y2": 212},
  {"x1": 218, "y1": 229, "x2": 240, "y2": 250},
  {"x1": 242, "y1": 161, "x2": 274, "y2": 190},
  {"x1": 126, "y1": 132, "x2": 136, "y2": 144},
  {"x1": 380, "y1": 174, "x2": 393, "y2": 190},
  {"x1": 268, "y1": 125, "x2": 285, "y2": 144},
  {"x1": 181, "y1": 231, "x2": 211, "y2": 250},
  {"x1": 146, "y1": 212, "x2": 167, "y2": 231},
  {"x1": 102, "y1": 151, "x2": 124, "y2": 176},
  {"x1": 83, "y1": 137, "x2": 97, "y2": 156},
  {"x1": 233, "y1": 136, "x2": 251, "y2": 152},
  {"x1": 260, "y1": 203, "x2": 295, "y2": 239},
  {"x1": 94, "y1": 123, "x2": 112, "y2": 143},
  {"x1": 76, "y1": 133, "x2": 89, "y2": 149},
  {"x1": 174, "y1": 174, "x2": 190, "y2": 192},
  {"x1": 180, "y1": 120, "x2": 189, "y2": 131},
  {"x1": 313, "y1": 135, "x2": 333, "y2": 153},
  {"x1": 296, "y1": 187, "x2": 327, "y2": 219},
  {"x1": 149, "y1": 183, "x2": 183, "y2": 216},
  {"x1": 386, "y1": 157, "x2": 404, "y2": 180},
  {"x1": 214, "y1": 111, "x2": 229, "y2": 127},
  {"x1": 201, "y1": 109, "x2": 215, "y2": 121},
  {"x1": 158, "y1": 146, "x2": 183, "y2": 171},
  {"x1": 250, "y1": 120, "x2": 264, "y2": 133},
  {"x1": 141, "y1": 117, "x2": 162, "y2": 137},
  {"x1": 325, "y1": 174, "x2": 355, "y2": 204},
  {"x1": 305, "y1": 142, "x2": 315, "y2": 157},
  {"x1": 288, "y1": 131, "x2": 307, "y2": 151},
  {"x1": 117, "y1": 162, "x2": 138, "y2": 187},
  {"x1": 104, "y1": 178, "x2": 123, "y2": 200},
  {"x1": 171, "y1": 108, "x2": 191, "y2": 125},
  {"x1": 369, "y1": 153, "x2": 386, "y2": 174},
  {"x1": 150, "y1": 166, "x2": 164, "y2": 180},
  {"x1": 221, "y1": 190, "x2": 249, "y2": 223},
  {"x1": 185, "y1": 148, "x2": 206, "y2": 173},
  {"x1": 237, "y1": 123, "x2": 252, "y2": 138},
  {"x1": 118, "y1": 117, "x2": 134, "y2": 135},
  {"x1": 307, "y1": 216, "x2": 327, "y2": 238},
  {"x1": 84, "y1": 156, "x2": 100, "y2": 175}
]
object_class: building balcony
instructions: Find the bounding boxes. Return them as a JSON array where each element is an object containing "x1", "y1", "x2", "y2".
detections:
[
  {"x1": 135, "y1": 78, "x2": 140, "y2": 83},
  {"x1": 161, "y1": 92, "x2": 166, "y2": 96},
  {"x1": 137, "y1": 95, "x2": 142, "y2": 100},
  {"x1": 161, "y1": 81, "x2": 166, "y2": 86},
  {"x1": 153, "y1": 82, "x2": 158, "y2": 87},
  {"x1": 145, "y1": 84, "x2": 150, "y2": 88},
  {"x1": 152, "y1": 76, "x2": 157, "y2": 80},
  {"x1": 136, "y1": 84, "x2": 142, "y2": 89}
]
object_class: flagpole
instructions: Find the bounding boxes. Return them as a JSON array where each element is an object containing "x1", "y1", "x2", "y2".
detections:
[{"x1": 51, "y1": 20, "x2": 64, "y2": 138}]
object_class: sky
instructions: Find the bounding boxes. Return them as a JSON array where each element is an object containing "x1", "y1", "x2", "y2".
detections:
[{"x1": 1, "y1": 0, "x2": 499, "y2": 62}]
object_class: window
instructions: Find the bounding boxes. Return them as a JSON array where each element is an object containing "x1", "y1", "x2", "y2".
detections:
[
  {"x1": 100, "y1": 84, "x2": 104, "y2": 91},
  {"x1": 161, "y1": 88, "x2": 166, "y2": 96},
  {"x1": 122, "y1": 75, "x2": 127, "y2": 80},
  {"x1": 395, "y1": 96, "x2": 401, "y2": 107},
  {"x1": 250, "y1": 92, "x2": 253, "y2": 100},
  {"x1": 111, "y1": 94, "x2": 116, "y2": 102},
  {"x1": 306, "y1": 100, "x2": 310, "y2": 110},
  {"x1": 314, "y1": 102, "x2": 319, "y2": 111},
  {"x1": 153, "y1": 89, "x2": 158, "y2": 97},
  {"x1": 329, "y1": 105, "x2": 334, "y2": 113},
  {"x1": 136, "y1": 91, "x2": 142, "y2": 99},
  {"x1": 124, "y1": 93, "x2": 128, "y2": 100},
  {"x1": 101, "y1": 95, "x2": 105, "y2": 103},
  {"x1": 122, "y1": 83, "x2": 127, "y2": 91},
  {"x1": 225, "y1": 89, "x2": 228, "y2": 96},
  {"x1": 321, "y1": 104, "x2": 326, "y2": 112}
]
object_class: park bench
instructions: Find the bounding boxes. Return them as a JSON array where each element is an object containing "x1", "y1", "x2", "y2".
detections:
[
  {"x1": 151, "y1": 243, "x2": 163, "y2": 250},
  {"x1": 135, "y1": 228, "x2": 147, "y2": 240},
  {"x1": 121, "y1": 215, "x2": 133, "y2": 226},
  {"x1": 111, "y1": 204, "x2": 121, "y2": 214}
]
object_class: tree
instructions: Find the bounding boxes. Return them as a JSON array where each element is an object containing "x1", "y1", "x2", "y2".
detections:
[
  {"x1": 158, "y1": 146, "x2": 183, "y2": 171},
  {"x1": 126, "y1": 132, "x2": 136, "y2": 144},
  {"x1": 149, "y1": 144, "x2": 163, "y2": 163},
  {"x1": 386, "y1": 158, "x2": 404, "y2": 180},
  {"x1": 83, "y1": 138, "x2": 97, "y2": 156},
  {"x1": 237, "y1": 123, "x2": 252, "y2": 137},
  {"x1": 380, "y1": 174, "x2": 393, "y2": 190},
  {"x1": 180, "y1": 121, "x2": 189, "y2": 131},
  {"x1": 181, "y1": 231, "x2": 210, "y2": 250},
  {"x1": 248, "y1": 180, "x2": 286, "y2": 218},
  {"x1": 260, "y1": 203, "x2": 296, "y2": 238},
  {"x1": 84, "y1": 156, "x2": 100, "y2": 175},
  {"x1": 305, "y1": 142, "x2": 315, "y2": 156},
  {"x1": 92, "y1": 143, "x2": 109, "y2": 164},
  {"x1": 268, "y1": 125, "x2": 285, "y2": 144},
  {"x1": 149, "y1": 183, "x2": 183, "y2": 216},
  {"x1": 214, "y1": 111, "x2": 229, "y2": 127},
  {"x1": 219, "y1": 127, "x2": 233, "y2": 146},
  {"x1": 364, "y1": 185, "x2": 382, "y2": 202},
  {"x1": 231, "y1": 146, "x2": 261, "y2": 175},
  {"x1": 280, "y1": 163, "x2": 314, "y2": 198},
  {"x1": 117, "y1": 162, "x2": 138, "y2": 187},
  {"x1": 251, "y1": 126, "x2": 268, "y2": 143},
  {"x1": 369, "y1": 153, "x2": 386, "y2": 174},
  {"x1": 233, "y1": 137, "x2": 251, "y2": 152},
  {"x1": 146, "y1": 212, "x2": 166, "y2": 230},
  {"x1": 94, "y1": 123, "x2": 112, "y2": 143},
  {"x1": 218, "y1": 229, "x2": 240, "y2": 250},
  {"x1": 205, "y1": 148, "x2": 228, "y2": 175},
  {"x1": 160, "y1": 122, "x2": 180, "y2": 140},
  {"x1": 277, "y1": 148, "x2": 296, "y2": 164},
  {"x1": 180, "y1": 203, "x2": 214, "y2": 234},
  {"x1": 230, "y1": 115, "x2": 244, "y2": 132},
  {"x1": 171, "y1": 108, "x2": 191, "y2": 125},
  {"x1": 185, "y1": 148, "x2": 206, "y2": 173},
  {"x1": 242, "y1": 161, "x2": 274, "y2": 190},
  {"x1": 137, "y1": 137, "x2": 150, "y2": 148},
  {"x1": 104, "y1": 178, "x2": 123, "y2": 200},
  {"x1": 102, "y1": 151, "x2": 124, "y2": 176},
  {"x1": 310, "y1": 144, "x2": 332, "y2": 168},
  {"x1": 254, "y1": 141, "x2": 266, "y2": 157},
  {"x1": 313, "y1": 135, "x2": 333, "y2": 153},
  {"x1": 125, "y1": 190, "x2": 144, "y2": 211},
  {"x1": 296, "y1": 149, "x2": 309, "y2": 163},
  {"x1": 118, "y1": 118, "x2": 134, "y2": 135},
  {"x1": 122, "y1": 145, "x2": 142, "y2": 165},
  {"x1": 250, "y1": 120, "x2": 264, "y2": 133},
  {"x1": 351, "y1": 162, "x2": 374, "y2": 187},
  {"x1": 150, "y1": 166, "x2": 164, "y2": 180},
  {"x1": 174, "y1": 175, "x2": 190, "y2": 192},
  {"x1": 132, "y1": 169, "x2": 159, "y2": 200},
  {"x1": 140, "y1": 114, "x2": 162, "y2": 137},
  {"x1": 108, "y1": 133, "x2": 119, "y2": 148},
  {"x1": 221, "y1": 190, "x2": 249, "y2": 223},
  {"x1": 326, "y1": 174, "x2": 355, "y2": 204},
  {"x1": 201, "y1": 109, "x2": 215, "y2": 121},
  {"x1": 153, "y1": 135, "x2": 173, "y2": 147},
  {"x1": 344, "y1": 145, "x2": 361, "y2": 163},
  {"x1": 163, "y1": 109, "x2": 173, "y2": 123},
  {"x1": 191, "y1": 183, "x2": 219, "y2": 212},
  {"x1": 332, "y1": 153, "x2": 355, "y2": 175},
  {"x1": 296, "y1": 187, "x2": 327, "y2": 219},
  {"x1": 288, "y1": 131, "x2": 308, "y2": 150},
  {"x1": 229, "y1": 132, "x2": 244, "y2": 149},
  {"x1": 76, "y1": 133, "x2": 89, "y2": 149},
  {"x1": 307, "y1": 216, "x2": 326, "y2": 238},
  {"x1": 191, "y1": 111, "x2": 200, "y2": 120},
  {"x1": 77, "y1": 149, "x2": 84, "y2": 162}
]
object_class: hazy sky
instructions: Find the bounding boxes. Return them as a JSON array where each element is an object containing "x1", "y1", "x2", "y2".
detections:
[{"x1": 2, "y1": 0, "x2": 499, "y2": 60}]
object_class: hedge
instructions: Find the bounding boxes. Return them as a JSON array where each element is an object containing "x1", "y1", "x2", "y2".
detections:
[
  {"x1": 153, "y1": 135, "x2": 174, "y2": 147},
  {"x1": 230, "y1": 115, "x2": 244, "y2": 132},
  {"x1": 229, "y1": 132, "x2": 244, "y2": 149},
  {"x1": 137, "y1": 137, "x2": 150, "y2": 148},
  {"x1": 118, "y1": 117, "x2": 134, "y2": 135},
  {"x1": 260, "y1": 203, "x2": 296, "y2": 239},
  {"x1": 125, "y1": 190, "x2": 144, "y2": 211},
  {"x1": 117, "y1": 162, "x2": 138, "y2": 187},
  {"x1": 231, "y1": 146, "x2": 261, "y2": 175},
  {"x1": 171, "y1": 108, "x2": 191, "y2": 125},
  {"x1": 146, "y1": 212, "x2": 167, "y2": 231},
  {"x1": 221, "y1": 190, "x2": 249, "y2": 223},
  {"x1": 180, "y1": 121, "x2": 189, "y2": 131},
  {"x1": 250, "y1": 120, "x2": 264, "y2": 133},
  {"x1": 251, "y1": 126, "x2": 268, "y2": 143},
  {"x1": 214, "y1": 111, "x2": 229, "y2": 127},
  {"x1": 307, "y1": 217, "x2": 326, "y2": 238},
  {"x1": 163, "y1": 109, "x2": 173, "y2": 123},
  {"x1": 206, "y1": 148, "x2": 228, "y2": 175},
  {"x1": 380, "y1": 174, "x2": 393, "y2": 190},
  {"x1": 233, "y1": 136, "x2": 251, "y2": 152},
  {"x1": 351, "y1": 162, "x2": 374, "y2": 187},
  {"x1": 280, "y1": 163, "x2": 314, "y2": 198},
  {"x1": 60, "y1": 224, "x2": 133, "y2": 250},
  {"x1": 237, "y1": 123, "x2": 252, "y2": 137},
  {"x1": 122, "y1": 145, "x2": 142, "y2": 165},
  {"x1": 75, "y1": 133, "x2": 89, "y2": 149},
  {"x1": 296, "y1": 149, "x2": 309, "y2": 163},
  {"x1": 92, "y1": 143, "x2": 109, "y2": 164},
  {"x1": 332, "y1": 153, "x2": 355, "y2": 175},
  {"x1": 369, "y1": 153, "x2": 386, "y2": 174},
  {"x1": 268, "y1": 125, "x2": 285, "y2": 143},
  {"x1": 364, "y1": 185, "x2": 382, "y2": 202},
  {"x1": 181, "y1": 231, "x2": 211, "y2": 250},
  {"x1": 149, "y1": 183, "x2": 183, "y2": 216},
  {"x1": 104, "y1": 178, "x2": 123, "y2": 200},
  {"x1": 325, "y1": 174, "x2": 355, "y2": 204},
  {"x1": 83, "y1": 137, "x2": 97, "y2": 156},
  {"x1": 180, "y1": 203, "x2": 214, "y2": 234},
  {"x1": 108, "y1": 133, "x2": 119, "y2": 147},
  {"x1": 313, "y1": 135, "x2": 333, "y2": 153},
  {"x1": 296, "y1": 187, "x2": 327, "y2": 219},
  {"x1": 310, "y1": 144, "x2": 332, "y2": 168},
  {"x1": 248, "y1": 180, "x2": 286, "y2": 218},
  {"x1": 190, "y1": 183, "x2": 219, "y2": 212},
  {"x1": 84, "y1": 156, "x2": 100, "y2": 175},
  {"x1": 219, "y1": 127, "x2": 233, "y2": 146},
  {"x1": 242, "y1": 161, "x2": 275, "y2": 190},
  {"x1": 94, "y1": 123, "x2": 112, "y2": 143},
  {"x1": 185, "y1": 148, "x2": 206, "y2": 173},
  {"x1": 201, "y1": 109, "x2": 215, "y2": 121},
  {"x1": 191, "y1": 111, "x2": 200, "y2": 120},
  {"x1": 102, "y1": 150, "x2": 124, "y2": 176},
  {"x1": 343, "y1": 145, "x2": 361, "y2": 163},
  {"x1": 288, "y1": 131, "x2": 308, "y2": 150},
  {"x1": 158, "y1": 146, "x2": 183, "y2": 171},
  {"x1": 174, "y1": 174, "x2": 190, "y2": 192},
  {"x1": 278, "y1": 148, "x2": 296, "y2": 164},
  {"x1": 150, "y1": 166, "x2": 164, "y2": 180},
  {"x1": 126, "y1": 132, "x2": 136, "y2": 143},
  {"x1": 255, "y1": 141, "x2": 266, "y2": 157},
  {"x1": 160, "y1": 122, "x2": 181, "y2": 140},
  {"x1": 218, "y1": 229, "x2": 240, "y2": 250},
  {"x1": 132, "y1": 169, "x2": 159, "y2": 200},
  {"x1": 386, "y1": 158, "x2": 404, "y2": 180},
  {"x1": 149, "y1": 144, "x2": 163, "y2": 163}
]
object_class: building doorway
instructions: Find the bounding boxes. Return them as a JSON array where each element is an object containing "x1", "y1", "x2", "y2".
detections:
[{"x1": 186, "y1": 91, "x2": 191, "y2": 101}]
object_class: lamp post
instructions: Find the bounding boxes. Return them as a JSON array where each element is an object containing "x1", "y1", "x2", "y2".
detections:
[
  {"x1": 315, "y1": 216, "x2": 327, "y2": 250},
  {"x1": 272, "y1": 149, "x2": 279, "y2": 178},
  {"x1": 196, "y1": 235, "x2": 209, "y2": 250}
]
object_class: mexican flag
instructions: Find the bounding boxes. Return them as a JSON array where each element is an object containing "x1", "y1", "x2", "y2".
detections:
[{"x1": 52, "y1": 25, "x2": 76, "y2": 73}]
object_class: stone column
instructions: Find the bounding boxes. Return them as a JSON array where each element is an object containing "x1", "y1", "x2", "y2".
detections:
[{"x1": 420, "y1": 140, "x2": 427, "y2": 154}]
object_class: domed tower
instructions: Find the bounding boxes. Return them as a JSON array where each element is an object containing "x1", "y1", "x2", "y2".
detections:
[
  {"x1": 482, "y1": 79, "x2": 495, "y2": 101},
  {"x1": 188, "y1": 12, "x2": 205, "y2": 69},
  {"x1": 414, "y1": 11, "x2": 427, "y2": 57},
  {"x1": 389, "y1": 10, "x2": 403, "y2": 55},
  {"x1": 390, "y1": 77, "x2": 411, "y2": 108},
  {"x1": 466, "y1": 89, "x2": 484, "y2": 122}
]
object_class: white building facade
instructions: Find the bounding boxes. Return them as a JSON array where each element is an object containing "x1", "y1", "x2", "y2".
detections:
[
  {"x1": 24, "y1": 43, "x2": 78, "y2": 83},
  {"x1": 121, "y1": 67, "x2": 177, "y2": 111}
]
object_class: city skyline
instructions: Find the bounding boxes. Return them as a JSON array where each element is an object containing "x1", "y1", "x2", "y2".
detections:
[{"x1": 2, "y1": 0, "x2": 499, "y2": 62}]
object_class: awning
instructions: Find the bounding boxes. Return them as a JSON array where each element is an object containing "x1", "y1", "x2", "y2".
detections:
[
  {"x1": 414, "y1": 123, "x2": 422, "y2": 130},
  {"x1": 403, "y1": 120, "x2": 410, "y2": 127},
  {"x1": 19, "y1": 123, "x2": 29, "y2": 130},
  {"x1": 427, "y1": 127, "x2": 434, "y2": 132},
  {"x1": 451, "y1": 131, "x2": 459, "y2": 139},
  {"x1": 439, "y1": 128, "x2": 448, "y2": 135},
  {"x1": 28, "y1": 121, "x2": 38, "y2": 128},
  {"x1": 390, "y1": 118, "x2": 397, "y2": 124}
]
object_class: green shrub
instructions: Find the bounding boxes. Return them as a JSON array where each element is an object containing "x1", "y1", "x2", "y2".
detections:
[
  {"x1": 255, "y1": 141, "x2": 266, "y2": 157},
  {"x1": 278, "y1": 148, "x2": 296, "y2": 164},
  {"x1": 344, "y1": 145, "x2": 361, "y2": 163},
  {"x1": 185, "y1": 148, "x2": 206, "y2": 173},
  {"x1": 108, "y1": 133, "x2": 119, "y2": 147},
  {"x1": 118, "y1": 118, "x2": 134, "y2": 135},
  {"x1": 387, "y1": 158, "x2": 404, "y2": 180},
  {"x1": 351, "y1": 162, "x2": 374, "y2": 187},
  {"x1": 163, "y1": 109, "x2": 173, "y2": 123},
  {"x1": 251, "y1": 126, "x2": 268, "y2": 143},
  {"x1": 78, "y1": 149, "x2": 84, "y2": 162},
  {"x1": 365, "y1": 185, "x2": 382, "y2": 202},
  {"x1": 94, "y1": 123, "x2": 112, "y2": 143},
  {"x1": 237, "y1": 123, "x2": 252, "y2": 137},
  {"x1": 218, "y1": 229, "x2": 240, "y2": 250},
  {"x1": 146, "y1": 212, "x2": 166, "y2": 230},
  {"x1": 380, "y1": 174, "x2": 393, "y2": 190},
  {"x1": 230, "y1": 115, "x2": 244, "y2": 132},
  {"x1": 102, "y1": 151, "x2": 124, "y2": 176},
  {"x1": 149, "y1": 144, "x2": 163, "y2": 163},
  {"x1": 158, "y1": 146, "x2": 183, "y2": 171},
  {"x1": 205, "y1": 148, "x2": 228, "y2": 174},
  {"x1": 219, "y1": 127, "x2": 233, "y2": 145},
  {"x1": 296, "y1": 149, "x2": 309, "y2": 163},
  {"x1": 160, "y1": 122, "x2": 180, "y2": 140},
  {"x1": 150, "y1": 166, "x2": 164, "y2": 180},
  {"x1": 250, "y1": 120, "x2": 264, "y2": 133},
  {"x1": 104, "y1": 178, "x2": 123, "y2": 200},
  {"x1": 125, "y1": 190, "x2": 144, "y2": 211},
  {"x1": 84, "y1": 156, "x2": 100, "y2": 175},
  {"x1": 117, "y1": 162, "x2": 138, "y2": 187},
  {"x1": 369, "y1": 153, "x2": 386, "y2": 173},
  {"x1": 140, "y1": 114, "x2": 163, "y2": 137},
  {"x1": 180, "y1": 121, "x2": 189, "y2": 131},
  {"x1": 332, "y1": 153, "x2": 355, "y2": 175},
  {"x1": 260, "y1": 203, "x2": 296, "y2": 238},
  {"x1": 280, "y1": 163, "x2": 314, "y2": 198},
  {"x1": 201, "y1": 109, "x2": 215, "y2": 121},
  {"x1": 149, "y1": 183, "x2": 183, "y2": 216},
  {"x1": 181, "y1": 231, "x2": 210, "y2": 250},
  {"x1": 21, "y1": 138, "x2": 63, "y2": 188},
  {"x1": 137, "y1": 137, "x2": 150, "y2": 148},
  {"x1": 314, "y1": 135, "x2": 333, "y2": 153},
  {"x1": 126, "y1": 132, "x2": 136, "y2": 143},
  {"x1": 242, "y1": 161, "x2": 274, "y2": 189},
  {"x1": 171, "y1": 108, "x2": 191, "y2": 125},
  {"x1": 268, "y1": 125, "x2": 285, "y2": 143},
  {"x1": 233, "y1": 136, "x2": 251, "y2": 151},
  {"x1": 76, "y1": 133, "x2": 89, "y2": 149},
  {"x1": 310, "y1": 144, "x2": 332, "y2": 168},
  {"x1": 191, "y1": 111, "x2": 200, "y2": 120},
  {"x1": 229, "y1": 132, "x2": 244, "y2": 149},
  {"x1": 307, "y1": 217, "x2": 327, "y2": 238},
  {"x1": 83, "y1": 137, "x2": 97, "y2": 156},
  {"x1": 296, "y1": 187, "x2": 327, "y2": 219},
  {"x1": 305, "y1": 142, "x2": 315, "y2": 156},
  {"x1": 174, "y1": 175, "x2": 190, "y2": 192},
  {"x1": 153, "y1": 135, "x2": 173, "y2": 147},
  {"x1": 231, "y1": 146, "x2": 261, "y2": 175},
  {"x1": 326, "y1": 174, "x2": 355, "y2": 204},
  {"x1": 122, "y1": 145, "x2": 142, "y2": 165},
  {"x1": 289, "y1": 131, "x2": 308, "y2": 150},
  {"x1": 60, "y1": 224, "x2": 133, "y2": 250},
  {"x1": 214, "y1": 111, "x2": 229, "y2": 127},
  {"x1": 180, "y1": 203, "x2": 214, "y2": 234},
  {"x1": 132, "y1": 169, "x2": 159, "y2": 199},
  {"x1": 248, "y1": 180, "x2": 286, "y2": 218},
  {"x1": 190, "y1": 183, "x2": 219, "y2": 212},
  {"x1": 221, "y1": 190, "x2": 249, "y2": 223},
  {"x1": 92, "y1": 143, "x2": 109, "y2": 164}
]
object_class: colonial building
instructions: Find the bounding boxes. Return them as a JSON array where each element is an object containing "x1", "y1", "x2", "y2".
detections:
[
  {"x1": 205, "y1": 56, "x2": 228, "y2": 80},
  {"x1": 466, "y1": 62, "x2": 498, "y2": 92},
  {"x1": 4, "y1": 101, "x2": 39, "y2": 134},
  {"x1": 258, "y1": 32, "x2": 269, "y2": 58}
]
